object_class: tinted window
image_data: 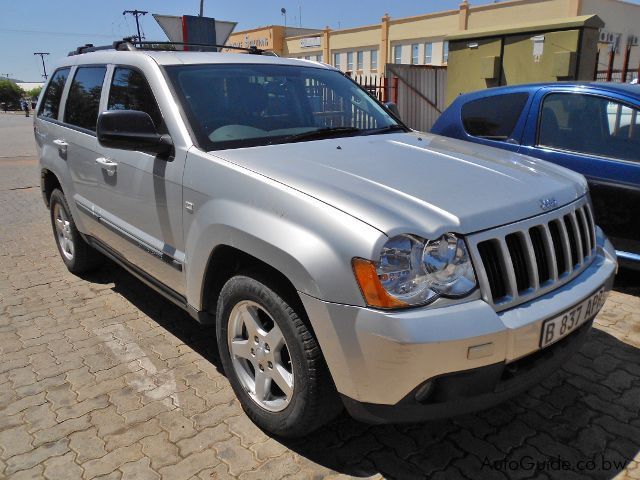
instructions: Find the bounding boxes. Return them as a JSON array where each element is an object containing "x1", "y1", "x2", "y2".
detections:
[
  {"x1": 38, "y1": 68, "x2": 70, "y2": 119},
  {"x1": 64, "y1": 67, "x2": 106, "y2": 131},
  {"x1": 538, "y1": 93, "x2": 640, "y2": 162},
  {"x1": 108, "y1": 67, "x2": 163, "y2": 130},
  {"x1": 461, "y1": 93, "x2": 529, "y2": 141}
]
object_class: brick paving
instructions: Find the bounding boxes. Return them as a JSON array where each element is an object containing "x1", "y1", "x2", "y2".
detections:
[{"x1": 0, "y1": 117, "x2": 639, "y2": 479}]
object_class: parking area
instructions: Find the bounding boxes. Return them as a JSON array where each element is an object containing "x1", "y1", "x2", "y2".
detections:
[{"x1": 0, "y1": 113, "x2": 639, "y2": 479}]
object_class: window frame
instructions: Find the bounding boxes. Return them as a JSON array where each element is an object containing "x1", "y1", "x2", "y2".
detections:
[
  {"x1": 62, "y1": 64, "x2": 108, "y2": 136},
  {"x1": 106, "y1": 64, "x2": 166, "y2": 133},
  {"x1": 37, "y1": 67, "x2": 72, "y2": 123},
  {"x1": 393, "y1": 45, "x2": 403, "y2": 64},
  {"x1": 370, "y1": 49, "x2": 378, "y2": 70},
  {"x1": 535, "y1": 91, "x2": 640, "y2": 164},
  {"x1": 411, "y1": 44, "x2": 419, "y2": 65},
  {"x1": 461, "y1": 92, "x2": 530, "y2": 142},
  {"x1": 346, "y1": 51, "x2": 354, "y2": 71},
  {"x1": 443, "y1": 41, "x2": 449, "y2": 63},
  {"x1": 424, "y1": 42, "x2": 433, "y2": 64},
  {"x1": 333, "y1": 52, "x2": 340, "y2": 70},
  {"x1": 356, "y1": 50, "x2": 364, "y2": 71}
]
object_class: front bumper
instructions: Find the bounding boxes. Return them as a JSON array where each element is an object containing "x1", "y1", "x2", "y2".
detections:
[{"x1": 300, "y1": 229, "x2": 617, "y2": 422}]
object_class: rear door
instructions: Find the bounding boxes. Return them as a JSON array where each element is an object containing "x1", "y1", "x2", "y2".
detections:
[
  {"x1": 60, "y1": 65, "x2": 109, "y2": 238},
  {"x1": 91, "y1": 65, "x2": 186, "y2": 294},
  {"x1": 519, "y1": 89, "x2": 640, "y2": 256}
]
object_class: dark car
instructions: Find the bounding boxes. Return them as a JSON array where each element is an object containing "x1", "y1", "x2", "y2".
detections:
[{"x1": 432, "y1": 82, "x2": 640, "y2": 268}]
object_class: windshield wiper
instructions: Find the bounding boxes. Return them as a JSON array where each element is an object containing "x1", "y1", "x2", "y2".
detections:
[
  {"x1": 361, "y1": 124, "x2": 406, "y2": 136},
  {"x1": 278, "y1": 126, "x2": 362, "y2": 144}
]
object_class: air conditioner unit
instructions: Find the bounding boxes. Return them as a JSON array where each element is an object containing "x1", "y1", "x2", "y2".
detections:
[
  {"x1": 599, "y1": 30, "x2": 609, "y2": 42},
  {"x1": 628, "y1": 35, "x2": 639, "y2": 46}
]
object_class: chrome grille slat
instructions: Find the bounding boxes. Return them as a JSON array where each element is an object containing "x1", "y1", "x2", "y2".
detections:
[{"x1": 468, "y1": 197, "x2": 596, "y2": 312}]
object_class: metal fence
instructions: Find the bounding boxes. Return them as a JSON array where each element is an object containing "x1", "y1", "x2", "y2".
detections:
[
  {"x1": 351, "y1": 74, "x2": 397, "y2": 103},
  {"x1": 385, "y1": 64, "x2": 447, "y2": 132},
  {"x1": 595, "y1": 69, "x2": 639, "y2": 83}
]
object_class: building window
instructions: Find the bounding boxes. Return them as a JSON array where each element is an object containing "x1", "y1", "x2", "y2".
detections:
[
  {"x1": 411, "y1": 44, "x2": 419, "y2": 64},
  {"x1": 370, "y1": 49, "x2": 378, "y2": 70},
  {"x1": 443, "y1": 41, "x2": 449, "y2": 63},
  {"x1": 334, "y1": 53, "x2": 340, "y2": 69},
  {"x1": 347, "y1": 51, "x2": 354, "y2": 71},
  {"x1": 317, "y1": 54, "x2": 323, "y2": 62},
  {"x1": 424, "y1": 42, "x2": 433, "y2": 64},
  {"x1": 304, "y1": 55, "x2": 311, "y2": 60},
  {"x1": 357, "y1": 51, "x2": 364, "y2": 71},
  {"x1": 394, "y1": 45, "x2": 402, "y2": 64}
]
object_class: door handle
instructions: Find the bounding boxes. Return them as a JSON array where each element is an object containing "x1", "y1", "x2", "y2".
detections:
[
  {"x1": 53, "y1": 139, "x2": 68, "y2": 156},
  {"x1": 95, "y1": 157, "x2": 118, "y2": 176}
]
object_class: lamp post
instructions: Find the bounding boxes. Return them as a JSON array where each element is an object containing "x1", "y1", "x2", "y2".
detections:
[
  {"x1": 34, "y1": 52, "x2": 50, "y2": 80},
  {"x1": 281, "y1": 8, "x2": 287, "y2": 29}
]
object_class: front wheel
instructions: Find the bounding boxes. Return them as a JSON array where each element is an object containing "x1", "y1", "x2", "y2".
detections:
[{"x1": 216, "y1": 274, "x2": 342, "y2": 438}]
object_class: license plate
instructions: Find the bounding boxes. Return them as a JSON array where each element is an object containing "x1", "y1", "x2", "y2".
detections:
[{"x1": 539, "y1": 287, "x2": 607, "y2": 348}]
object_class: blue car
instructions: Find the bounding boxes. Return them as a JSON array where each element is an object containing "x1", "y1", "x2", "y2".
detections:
[{"x1": 432, "y1": 82, "x2": 640, "y2": 268}]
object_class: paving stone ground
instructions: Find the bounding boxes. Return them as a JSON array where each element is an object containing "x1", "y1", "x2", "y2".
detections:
[{"x1": 0, "y1": 115, "x2": 639, "y2": 479}]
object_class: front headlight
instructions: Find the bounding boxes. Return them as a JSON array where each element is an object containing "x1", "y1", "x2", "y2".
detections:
[{"x1": 352, "y1": 233, "x2": 477, "y2": 309}]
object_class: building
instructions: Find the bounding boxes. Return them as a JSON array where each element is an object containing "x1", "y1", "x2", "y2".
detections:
[{"x1": 227, "y1": 0, "x2": 640, "y2": 77}]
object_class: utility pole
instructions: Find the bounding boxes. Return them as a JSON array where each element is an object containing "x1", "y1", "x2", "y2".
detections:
[
  {"x1": 122, "y1": 9, "x2": 148, "y2": 42},
  {"x1": 34, "y1": 52, "x2": 50, "y2": 80}
]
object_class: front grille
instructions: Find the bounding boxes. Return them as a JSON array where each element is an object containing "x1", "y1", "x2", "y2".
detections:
[{"x1": 471, "y1": 198, "x2": 596, "y2": 311}]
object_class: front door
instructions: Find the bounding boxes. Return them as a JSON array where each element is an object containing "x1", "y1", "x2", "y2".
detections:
[
  {"x1": 519, "y1": 90, "x2": 640, "y2": 257},
  {"x1": 92, "y1": 66, "x2": 186, "y2": 294}
]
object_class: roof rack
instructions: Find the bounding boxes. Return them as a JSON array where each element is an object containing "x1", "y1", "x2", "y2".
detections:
[{"x1": 68, "y1": 37, "x2": 277, "y2": 57}]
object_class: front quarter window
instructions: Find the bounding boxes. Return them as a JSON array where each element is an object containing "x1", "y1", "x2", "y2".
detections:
[
  {"x1": 461, "y1": 92, "x2": 529, "y2": 142},
  {"x1": 165, "y1": 63, "x2": 402, "y2": 150}
]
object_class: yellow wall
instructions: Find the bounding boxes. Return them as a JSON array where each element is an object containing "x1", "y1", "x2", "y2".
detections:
[{"x1": 467, "y1": 0, "x2": 574, "y2": 28}]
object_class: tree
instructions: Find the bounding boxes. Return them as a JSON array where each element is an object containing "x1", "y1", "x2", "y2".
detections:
[
  {"x1": 26, "y1": 86, "x2": 42, "y2": 100},
  {"x1": 0, "y1": 79, "x2": 23, "y2": 105}
]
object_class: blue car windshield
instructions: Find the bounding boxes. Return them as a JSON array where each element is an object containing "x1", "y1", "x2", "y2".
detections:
[{"x1": 165, "y1": 63, "x2": 402, "y2": 150}]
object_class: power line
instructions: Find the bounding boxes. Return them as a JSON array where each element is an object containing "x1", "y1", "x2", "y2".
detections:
[
  {"x1": 122, "y1": 10, "x2": 148, "y2": 42},
  {"x1": 0, "y1": 28, "x2": 113, "y2": 38},
  {"x1": 34, "y1": 52, "x2": 50, "y2": 80}
]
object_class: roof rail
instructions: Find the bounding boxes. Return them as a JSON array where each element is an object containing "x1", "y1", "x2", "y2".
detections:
[{"x1": 67, "y1": 37, "x2": 276, "y2": 56}]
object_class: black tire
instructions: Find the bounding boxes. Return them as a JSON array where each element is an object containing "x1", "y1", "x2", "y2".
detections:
[
  {"x1": 216, "y1": 274, "x2": 342, "y2": 438},
  {"x1": 49, "y1": 189, "x2": 103, "y2": 274}
]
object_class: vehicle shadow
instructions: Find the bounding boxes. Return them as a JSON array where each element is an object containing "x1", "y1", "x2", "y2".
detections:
[{"x1": 82, "y1": 260, "x2": 640, "y2": 480}]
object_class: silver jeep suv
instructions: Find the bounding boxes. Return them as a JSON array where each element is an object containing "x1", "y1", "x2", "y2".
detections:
[{"x1": 35, "y1": 40, "x2": 617, "y2": 437}]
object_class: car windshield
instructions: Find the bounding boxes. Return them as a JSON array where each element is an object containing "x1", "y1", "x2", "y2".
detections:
[{"x1": 165, "y1": 63, "x2": 403, "y2": 150}]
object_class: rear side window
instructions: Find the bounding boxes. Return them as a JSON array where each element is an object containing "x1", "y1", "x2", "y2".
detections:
[
  {"x1": 64, "y1": 66, "x2": 107, "y2": 132},
  {"x1": 38, "y1": 68, "x2": 70, "y2": 120},
  {"x1": 461, "y1": 93, "x2": 529, "y2": 141},
  {"x1": 107, "y1": 67, "x2": 163, "y2": 130}
]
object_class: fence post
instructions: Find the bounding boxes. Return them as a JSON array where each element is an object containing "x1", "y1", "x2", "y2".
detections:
[
  {"x1": 606, "y1": 47, "x2": 615, "y2": 82},
  {"x1": 621, "y1": 44, "x2": 631, "y2": 83},
  {"x1": 393, "y1": 76, "x2": 398, "y2": 104},
  {"x1": 593, "y1": 49, "x2": 600, "y2": 81},
  {"x1": 382, "y1": 76, "x2": 387, "y2": 103}
]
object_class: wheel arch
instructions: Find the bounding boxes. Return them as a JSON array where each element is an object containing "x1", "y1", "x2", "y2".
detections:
[{"x1": 40, "y1": 168, "x2": 62, "y2": 208}]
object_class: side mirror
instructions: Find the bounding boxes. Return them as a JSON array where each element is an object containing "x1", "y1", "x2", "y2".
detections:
[
  {"x1": 97, "y1": 110, "x2": 173, "y2": 155},
  {"x1": 384, "y1": 101, "x2": 401, "y2": 119}
]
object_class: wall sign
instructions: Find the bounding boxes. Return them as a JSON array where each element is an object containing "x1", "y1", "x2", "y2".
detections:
[{"x1": 300, "y1": 37, "x2": 321, "y2": 48}]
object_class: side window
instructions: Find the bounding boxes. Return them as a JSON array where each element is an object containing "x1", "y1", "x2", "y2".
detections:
[
  {"x1": 461, "y1": 93, "x2": 529, "y2": 141},
  {"x1": 107, "y1": 67, "x2": 163, "y2": 130},
  {"x1": 38, "y1": 68, "x2": 70, "y2": 119},
  {"x1": 64, "y1": 66, "x2": 107, "y2": 132},
  {"x1": 538, "y1": 93, "x2": 640, "y2": 162}
]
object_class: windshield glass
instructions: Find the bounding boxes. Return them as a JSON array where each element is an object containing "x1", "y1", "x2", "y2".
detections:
[{"x1": 165, "y1": 63, "x2": 402, "y2": 150}]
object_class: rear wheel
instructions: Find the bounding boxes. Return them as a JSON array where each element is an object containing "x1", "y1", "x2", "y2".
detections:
[
  {"x1": 216, "y1": 274, "x2": 342, "y2": 437},
  {"x1": 49, "y1": 189, "x2": 103, "y2": 273}
]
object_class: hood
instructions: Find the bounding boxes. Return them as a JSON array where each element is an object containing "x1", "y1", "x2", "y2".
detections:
[{"x1": 210, "y1": 132, "x2": 588, "y2": 239}]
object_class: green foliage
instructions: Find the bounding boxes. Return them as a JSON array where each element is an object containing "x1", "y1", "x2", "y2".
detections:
[
  {"x1": 26, "y1": 86, "x2": 43, "y2": 99},
  {"x1": 0, "y1": 79, "x2": 23, "y2": 104}
]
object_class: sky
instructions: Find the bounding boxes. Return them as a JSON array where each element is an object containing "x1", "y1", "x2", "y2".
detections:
[{"x1": 2, "y1": 0, "x2": 639, "y2": 81}]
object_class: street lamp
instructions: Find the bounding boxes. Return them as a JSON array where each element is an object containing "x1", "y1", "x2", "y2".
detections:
[{"x1": 281, "y1": 8, "x2": 287, "y2": 29}]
